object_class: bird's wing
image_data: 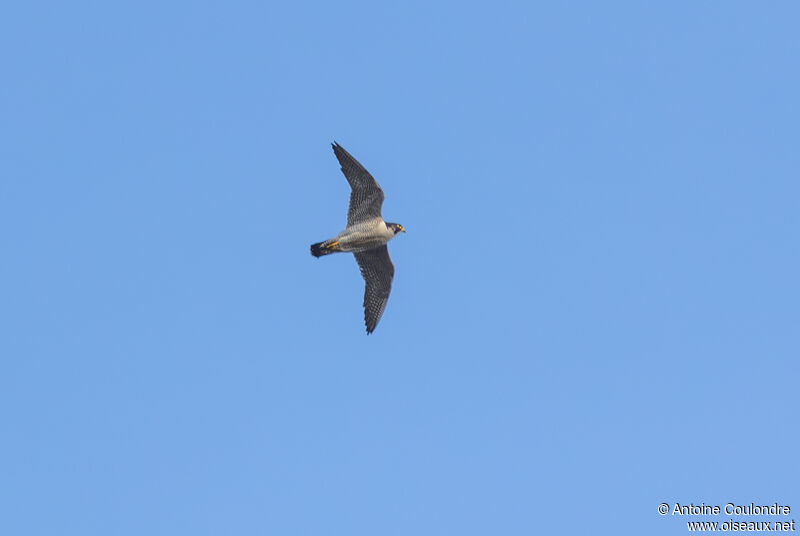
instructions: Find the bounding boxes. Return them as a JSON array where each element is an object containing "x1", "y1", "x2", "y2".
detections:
[
  {"x1": 353, "y1": 245, "x2": 395, "y2": 334},
  {"x1": 332, "y1": 142, "x2": 385, "y2": 226}
]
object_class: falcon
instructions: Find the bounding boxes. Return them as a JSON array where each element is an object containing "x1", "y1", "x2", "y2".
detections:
[{"x1": 310, "y1": 142, "x2": 405, "y2": 334}]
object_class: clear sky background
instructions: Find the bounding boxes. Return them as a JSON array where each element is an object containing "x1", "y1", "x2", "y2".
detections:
[{"x1": 1, "y1": 1, "x2": 798, "y2": 534}]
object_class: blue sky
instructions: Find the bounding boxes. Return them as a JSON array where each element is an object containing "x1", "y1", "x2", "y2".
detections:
[{"x1": 1, "y1": 1, "x2": 798, "y2": 534}]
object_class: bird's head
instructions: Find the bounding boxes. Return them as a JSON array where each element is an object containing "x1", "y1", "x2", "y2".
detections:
[{"x1": 387, "y1": 222, "x2": 406, "y2": 235}]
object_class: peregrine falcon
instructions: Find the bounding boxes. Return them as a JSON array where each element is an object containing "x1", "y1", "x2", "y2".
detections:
[{"x1": 310, "y1": 142, "x2": 405, "y2": 334}]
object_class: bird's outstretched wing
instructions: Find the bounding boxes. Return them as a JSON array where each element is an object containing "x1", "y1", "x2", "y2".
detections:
[
  {"x1": 353, "y1": 245, "x2": 395, "y2": 334},
  {"x1": 332, "y1": 142, "x2": 385, "y2": 226}
]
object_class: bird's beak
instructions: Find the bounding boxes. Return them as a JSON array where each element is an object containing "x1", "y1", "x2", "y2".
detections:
[{"x1": 401, "y1": 226, "x2": 406, "y2": 233}]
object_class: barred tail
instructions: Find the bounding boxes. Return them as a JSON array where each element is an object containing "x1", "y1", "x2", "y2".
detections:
[{"x1": 310, "y1": 239, "x2": 341, "y2": 258}]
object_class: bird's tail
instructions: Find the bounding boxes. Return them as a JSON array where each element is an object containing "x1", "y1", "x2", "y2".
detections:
[{"x1": 310, "y1": 239, "x2": 341, "y2": 258}]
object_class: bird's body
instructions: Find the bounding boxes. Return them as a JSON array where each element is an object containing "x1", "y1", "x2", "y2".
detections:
[
  {"x1": 316, "y1": 219, "x2": 396, "y2": 254},
  {"x1": 310, "y1": 143, "x2": 405, "y2": 334}
]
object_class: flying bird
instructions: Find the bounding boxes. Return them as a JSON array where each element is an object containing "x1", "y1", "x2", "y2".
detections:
[{"x1": 310, "y1": 142, "x2": 405, "y2": 334}]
